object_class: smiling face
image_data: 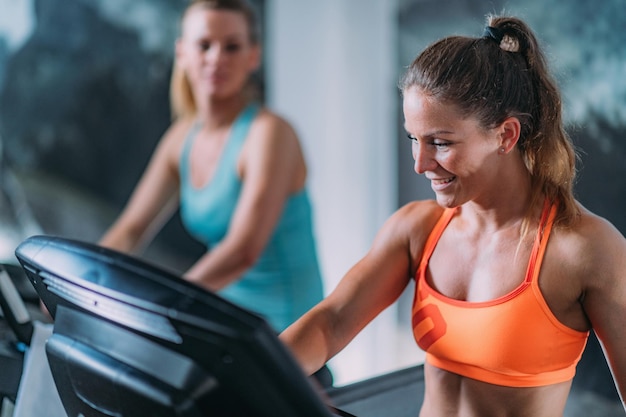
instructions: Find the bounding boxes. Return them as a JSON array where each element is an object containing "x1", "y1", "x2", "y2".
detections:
[
  {"x1": 403, "y1": 86, "x2": 505, "y2": 208},
  {"x1": 176, "y1": 6, "x2": 260, "y2": 102}
]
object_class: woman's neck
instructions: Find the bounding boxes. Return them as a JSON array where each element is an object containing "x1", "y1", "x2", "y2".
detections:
[{"x1": 196, "y1": 94, "x2": 250, "y2": 130}]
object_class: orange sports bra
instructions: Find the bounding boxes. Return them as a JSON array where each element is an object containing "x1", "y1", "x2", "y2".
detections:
[{"x1": 412, "y1": 201, "x2": 589, "y2": 387}]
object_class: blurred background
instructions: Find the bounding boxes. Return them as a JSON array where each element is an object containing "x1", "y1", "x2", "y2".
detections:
[{"x1": 0, "y1": 0, "x2": 624, "y2": 406}]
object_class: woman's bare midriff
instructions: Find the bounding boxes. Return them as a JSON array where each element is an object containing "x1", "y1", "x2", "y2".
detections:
[{"x1": 419, "y1": 363, "x2": 572, "y2": 417}]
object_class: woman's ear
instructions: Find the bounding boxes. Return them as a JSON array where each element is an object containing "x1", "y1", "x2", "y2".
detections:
[{"x1": 498, "y1": 117, "x2": 521, "y2": 154}]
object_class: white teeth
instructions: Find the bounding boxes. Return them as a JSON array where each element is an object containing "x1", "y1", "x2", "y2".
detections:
[{"x1": 434, "y1": 177, "x2": 454, "y2": 184}]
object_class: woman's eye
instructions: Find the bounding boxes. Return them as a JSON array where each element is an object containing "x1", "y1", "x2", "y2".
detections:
[
  {"x1": 198, "y1": 41, "x2": 210, "y2": 51},
  {"x1": 225, "y1": 43, "x2": 242, "y2": 52},
  {"x1": 406, "y1": 134, "x2": 448, "y2": 148}
]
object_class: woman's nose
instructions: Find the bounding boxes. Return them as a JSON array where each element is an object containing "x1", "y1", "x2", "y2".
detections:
[
  {"x1": 204, "y1": 45, "x2": 224, "y2": 63},
  {"x1": 412, "y1": 142, "x2": 433, "y2": 174}
]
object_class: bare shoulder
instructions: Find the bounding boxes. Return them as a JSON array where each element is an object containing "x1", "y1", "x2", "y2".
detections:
[
  {"x1": 392, "y1": 199, "x2": 445, "y2": 231},
  {"x1": 374, "y1": 200, "x2": 445, "y2": 268},
  {"x1": 239, "y1": 107, "x2": 306, "y2": 188},
  {"x1": 163, "y1": 115, "x2": 195, "y2": 142},
  {"x1": 253, "y1": 107, "x2": 294, "y2": 129},
  {"x1": 249, "y1": 107, "x2": 299, "y2": 145},
  {"x1": 158, "y1": 116, "x2": 196, "y2": 157},
  {"x1": 552, "y1": 203, "x2": 626, "y2": 290}
]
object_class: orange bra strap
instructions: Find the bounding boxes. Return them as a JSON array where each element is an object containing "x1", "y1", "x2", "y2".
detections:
[
  {"x1": 525, "y1": 199, "x2": 558, "y2": 284},
  {"x1": 417, "y1": 208, "x2": 457, "y2": 278}
]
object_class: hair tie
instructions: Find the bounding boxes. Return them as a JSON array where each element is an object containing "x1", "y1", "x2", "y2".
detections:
[
  {"x1": 483, "y1": 26, "x2": 520, "y2": 52},
  {"x1": 483, "y1": 26, "x2": 503, "y2": 43}
]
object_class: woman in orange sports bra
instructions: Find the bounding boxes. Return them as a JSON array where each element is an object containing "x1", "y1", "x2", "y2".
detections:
[{"x1": 280, "y1": 15, "x2": 626, "y2": 417}]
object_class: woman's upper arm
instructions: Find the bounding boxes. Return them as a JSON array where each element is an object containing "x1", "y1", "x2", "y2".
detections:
[
  {"x1": 220, "y1": 112, "x2": 302, "y2": 258},
  {"x1": 322, "y1": 203, "x2": 441, "y2": 349},
  {"x1": 280, "y1": 202, "x2": 441, "y2": 371},
  {"x1": 581, "y1": 217, "x2": 626, "y2": 404},
  {"x1": 100, "y1": 121, "x2": 187, "y2": 251},
  {"x1": 280, "y1": 207, "x2": 415, "y2": 371}
]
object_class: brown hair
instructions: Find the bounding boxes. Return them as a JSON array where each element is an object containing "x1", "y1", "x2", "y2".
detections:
[
  {"x1": 400, "y1": 15, "x2": 579, "y2": 228},
  {"x1": 169, "y1": 0, "x2": 260, "y2": 119}
]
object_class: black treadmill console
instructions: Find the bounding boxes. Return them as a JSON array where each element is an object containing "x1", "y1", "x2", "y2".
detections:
[{"x1": 15, "y1": 235, "x2": 351, "y2": 417}]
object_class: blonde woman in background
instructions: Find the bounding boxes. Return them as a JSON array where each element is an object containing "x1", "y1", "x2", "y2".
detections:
[{"x1": 100, "y1": 1, "x2": 326, "y2": 369}]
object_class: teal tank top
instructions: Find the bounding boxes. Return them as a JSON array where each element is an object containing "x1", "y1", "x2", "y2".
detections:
[{"x1": 179, "y1": 103, "x2": 324, "y2": 331}]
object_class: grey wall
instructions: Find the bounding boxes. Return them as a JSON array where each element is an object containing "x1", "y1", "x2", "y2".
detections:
[{"x1": 266, "y1": 0, "x2": 399, "y2": 385}]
